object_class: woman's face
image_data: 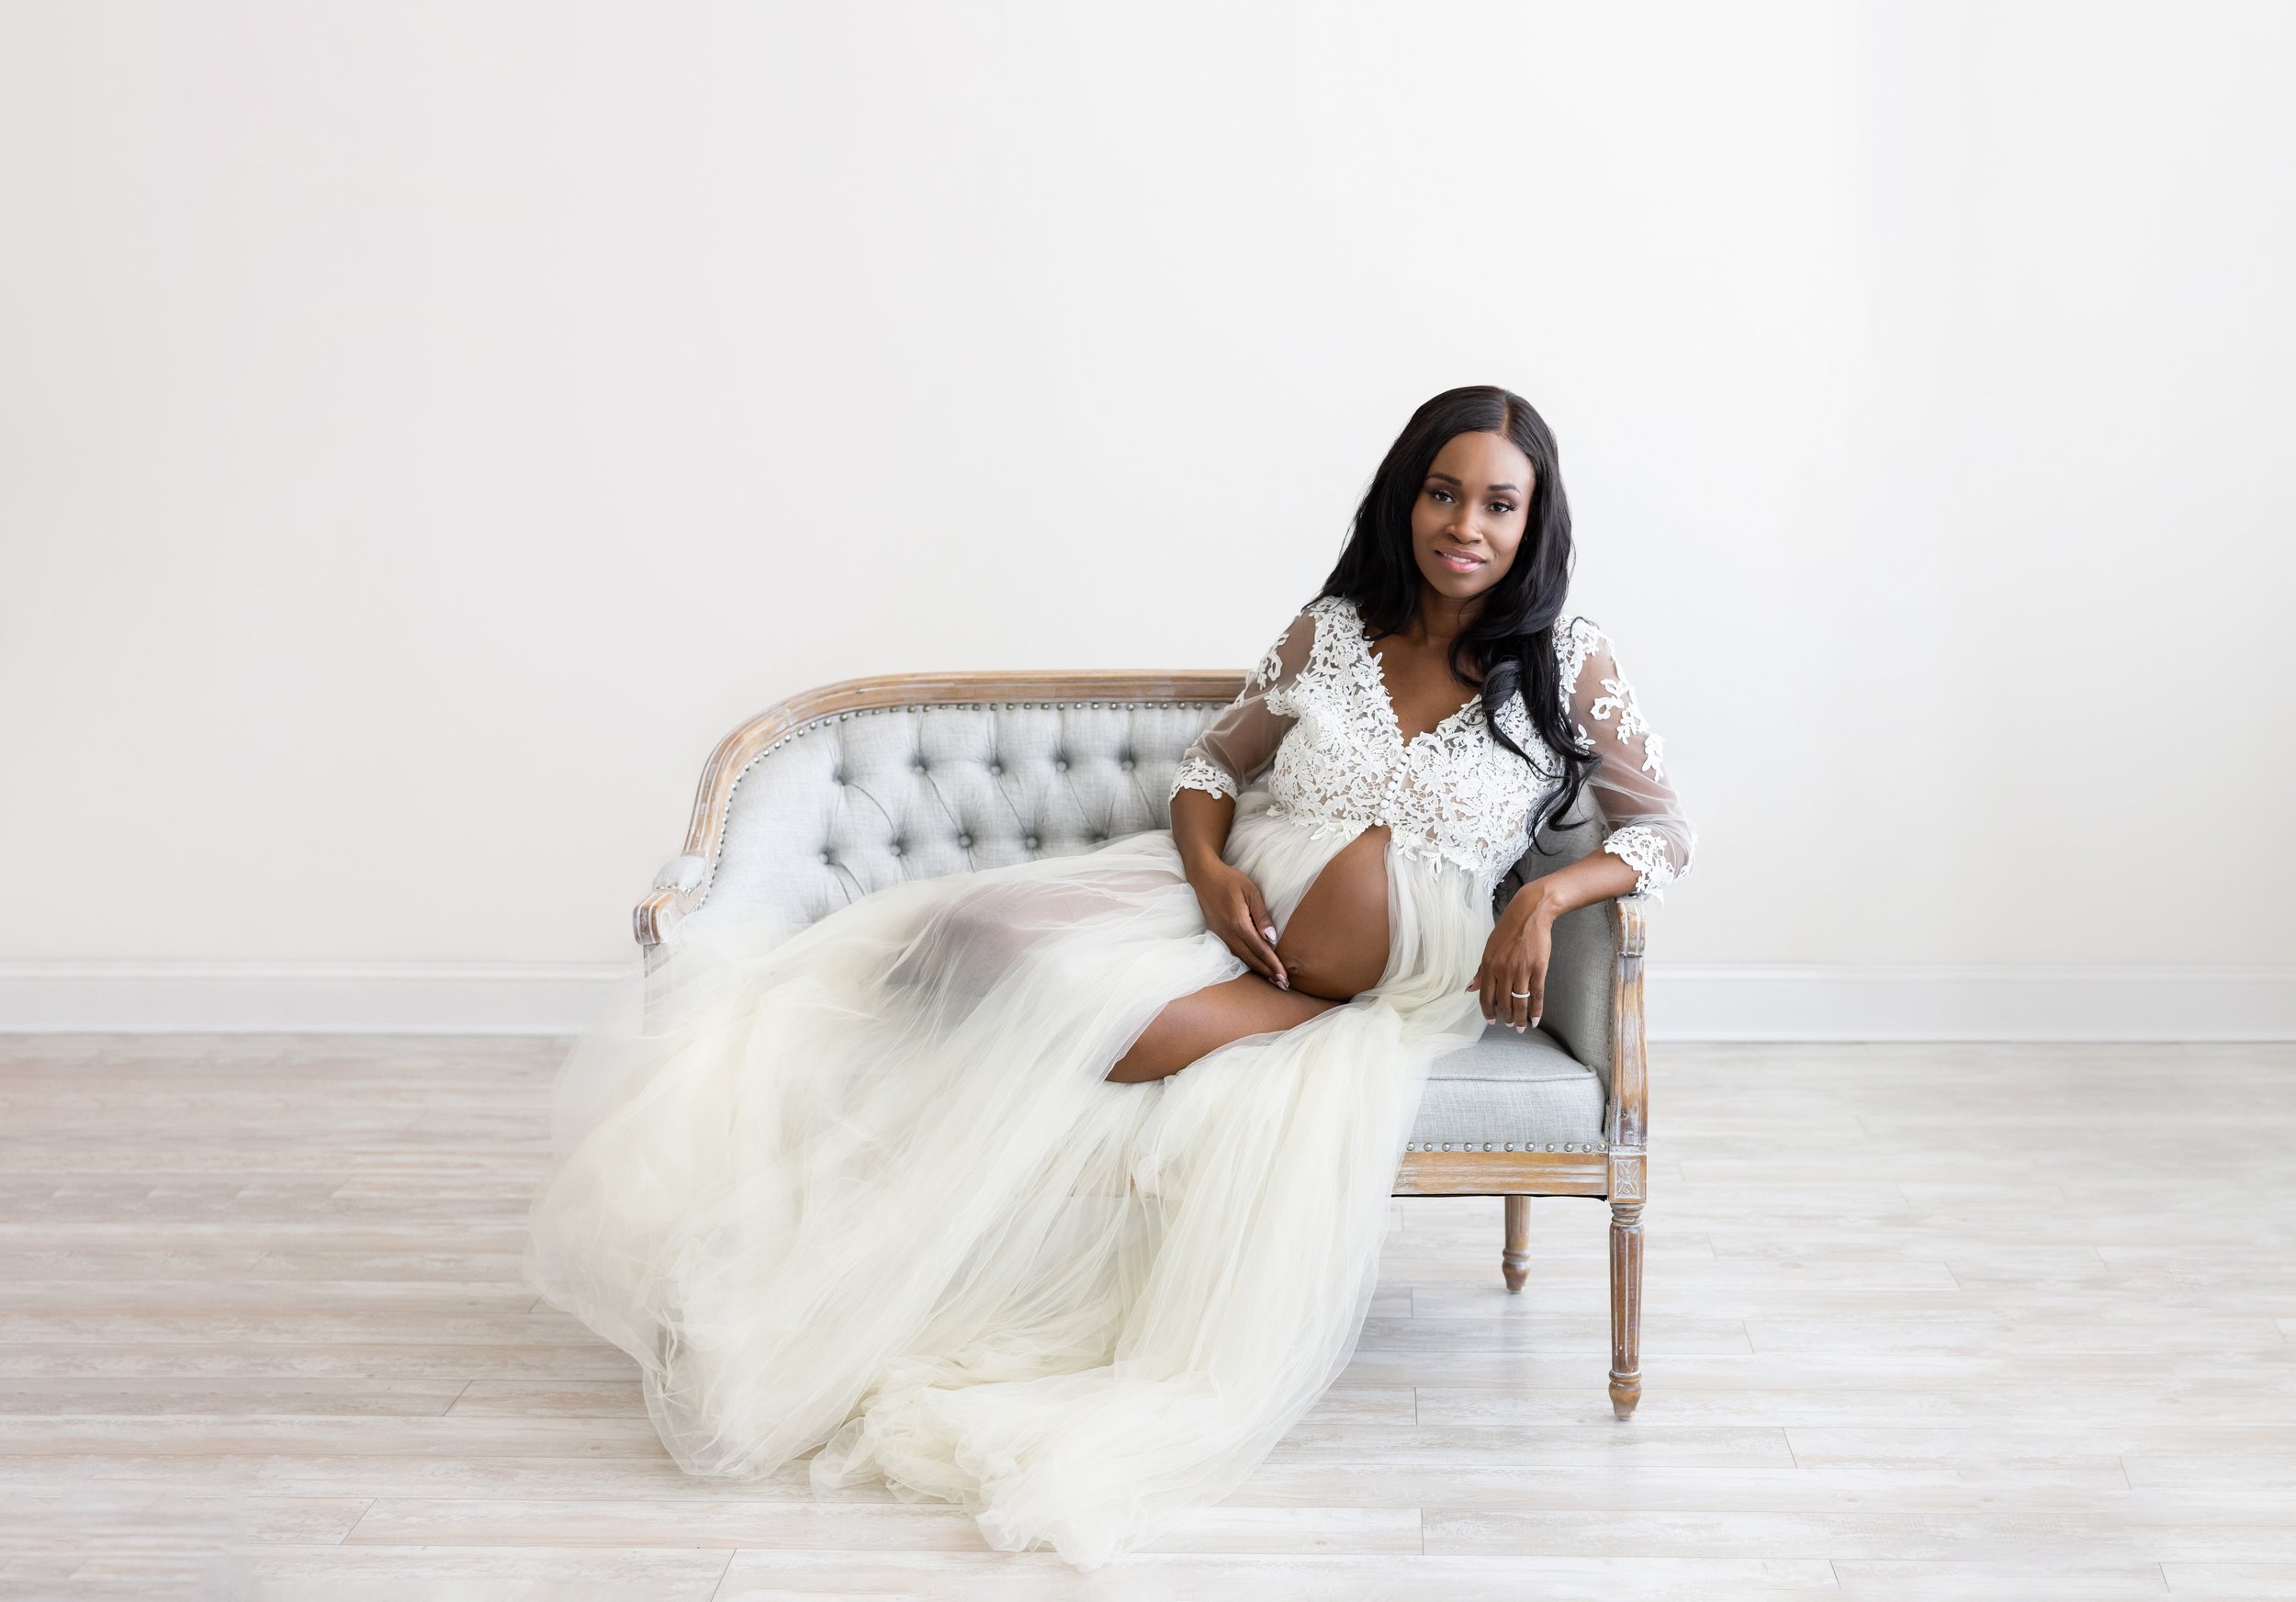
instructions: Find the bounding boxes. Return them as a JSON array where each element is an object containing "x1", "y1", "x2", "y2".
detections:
[{"x1": 1409, "y1": 429, "x2": 1535, "y2": 605}]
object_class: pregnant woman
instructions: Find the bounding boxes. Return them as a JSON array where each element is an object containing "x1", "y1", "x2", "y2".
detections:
[{"x1": 523, "y1": 383, "x2": 1697, "y2": 1569}]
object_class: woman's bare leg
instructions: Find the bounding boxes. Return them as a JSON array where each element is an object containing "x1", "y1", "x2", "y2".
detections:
[{"x1": 1105, "y1": 973, "x2": 1342, "y2": 1082}]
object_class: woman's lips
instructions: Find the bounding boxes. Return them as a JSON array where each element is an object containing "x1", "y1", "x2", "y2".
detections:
[{"x1": 1437, "y1": 549, "x2": 1486, "y2": 572}]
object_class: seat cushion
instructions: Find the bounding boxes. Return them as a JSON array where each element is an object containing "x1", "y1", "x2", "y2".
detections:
[{"x1": 1408, "y1": 1023, "x2": 1609, "y2": 1153}]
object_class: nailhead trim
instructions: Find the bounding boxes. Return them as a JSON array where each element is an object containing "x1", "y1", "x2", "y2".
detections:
[{"x1": 1401, "y1": 1139, "x2": 1612, "y2": 1153}]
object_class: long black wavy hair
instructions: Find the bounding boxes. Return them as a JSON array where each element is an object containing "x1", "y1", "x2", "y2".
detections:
[{"x1": 1315, "y1": 384, "x2": 1597, "y2": 844}]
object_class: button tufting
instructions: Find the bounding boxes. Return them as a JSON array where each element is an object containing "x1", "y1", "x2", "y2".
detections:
[
  {"x1": 1025, "y1": 834, "x2": 1040, "y2": 848},
  {"x1": 818, "y1": 851, "x2": 830, "y2": 863},
  {"x1": 1120, "y1": 757, "x2": 1135, "y2": 771},
  {"x1": 1054, "y1": 759, "x2": 1068, "y2": 771},
  {"x1": 889, "y1": 842, "x2": 903, "y2": 855},
  {"x1": 958, "y1": 833, "x2": 973, "y2": 847},
  {"x1": 913, "y1": 762, "x2": 926, "y2": 773},
  {"x1": 988, "y1": 762, "x2": 1003, "y2": 775}
]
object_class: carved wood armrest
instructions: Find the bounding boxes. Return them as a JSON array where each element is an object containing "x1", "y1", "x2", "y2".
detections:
[
  {"x1": 1606, "y1": 896, "x2": 1650, "y2": 1185},
  {"x1": 634, "y1": 853, "x2": 706, "y2": 953}
]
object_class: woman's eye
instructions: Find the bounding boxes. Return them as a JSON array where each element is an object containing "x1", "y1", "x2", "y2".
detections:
[{"x1": 1428, "y1": 487, "x2": 1515, "y2": 514}]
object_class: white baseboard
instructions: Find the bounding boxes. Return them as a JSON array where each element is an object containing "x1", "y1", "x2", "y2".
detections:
[
  {"x1": 1649, "y1": 963, "x2": 2296, "y2": 1042},
  {"x1": 0, "y1": 960, "x2": 2290, "y2": 1041},
  {"x1": 0, "y1": 960, "x2": 641, "y2": 1036}
]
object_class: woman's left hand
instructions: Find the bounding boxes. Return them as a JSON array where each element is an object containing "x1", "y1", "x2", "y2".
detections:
[{"x1": 1467, "y1": 897, "x2": 1552, "y2": 1033}]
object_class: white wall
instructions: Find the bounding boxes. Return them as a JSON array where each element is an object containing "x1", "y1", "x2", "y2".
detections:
[{"x1": 3, "y1": 2, "x2": 2290, "y2": 1032}]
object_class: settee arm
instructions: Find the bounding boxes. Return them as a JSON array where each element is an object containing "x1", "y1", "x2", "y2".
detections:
[
  {"x1": 1532, "y1": 890, "x2": 1649, "y2": 1155},
  {"x1": 634, "y1": 853, "x2": 707, "y2": 954},
  {"x1": 1606, "y1": 896, "x2": 1649, "y2": 1156}
]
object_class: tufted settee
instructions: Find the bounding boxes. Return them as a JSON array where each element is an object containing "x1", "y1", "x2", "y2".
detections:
[{"x1": 634, "y1": 667, "x2": 1653, "y2": 1419}]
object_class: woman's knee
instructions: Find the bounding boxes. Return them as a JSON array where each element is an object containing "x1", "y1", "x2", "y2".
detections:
[
  {"x1": 1105, "y1": 996, "x2": 1204, "y2": 1081},
  {"x1": 1105, "y1": 1038, "x2": 1182, "y2": 1083}
]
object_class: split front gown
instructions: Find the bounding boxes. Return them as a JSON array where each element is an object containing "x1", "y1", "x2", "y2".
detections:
[{"x1": 522, "y1": 591, "x2": 1695, "y2": 1569}]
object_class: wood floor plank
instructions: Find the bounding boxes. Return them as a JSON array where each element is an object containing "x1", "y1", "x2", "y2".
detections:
[
  {"x1": 341, "y1": 1495, "x2": 1424, "y2": 1555},
  {"x1": 707, "y1": 1549, "x2": 1841, "y2": 1600}
]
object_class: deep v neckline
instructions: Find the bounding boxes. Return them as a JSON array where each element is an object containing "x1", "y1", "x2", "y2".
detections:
[{"x1": 1345, "y1": 602, "x2": 1484, "y2": 750}]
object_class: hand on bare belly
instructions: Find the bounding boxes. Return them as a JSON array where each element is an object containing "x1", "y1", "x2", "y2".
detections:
[
  {"x1": 1275, "y1": 824, "x2": 1393, "y2": 1001},
  {"x1": 1104, "y1": 824, "x2": 1394, "y2": 1084}
]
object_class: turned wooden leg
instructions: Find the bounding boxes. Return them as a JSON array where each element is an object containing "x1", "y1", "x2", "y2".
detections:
[
  {"x1": 1607, "y1": 1199, "x2": 1644, "y2": 1419},
  {"x1": 1501, "y1": 1194, "x2": 1531, "y2": 1292}
]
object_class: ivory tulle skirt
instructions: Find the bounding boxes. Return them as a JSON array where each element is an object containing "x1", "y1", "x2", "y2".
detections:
[{"x1": 521, "y1": 790, "x2": 1493, "y2": 1569}]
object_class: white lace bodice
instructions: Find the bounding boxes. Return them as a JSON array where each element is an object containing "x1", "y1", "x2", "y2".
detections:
[{"x1": 1169, "y1": 593, "x2": 1697, "y2": 902}]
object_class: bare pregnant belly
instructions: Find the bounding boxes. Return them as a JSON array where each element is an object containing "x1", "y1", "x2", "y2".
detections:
[{"x1": 1273, "y1": 823, "x2": 1393, "y2": 1001}]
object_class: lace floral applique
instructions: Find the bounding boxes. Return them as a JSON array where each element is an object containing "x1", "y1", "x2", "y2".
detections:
[
  {"x1": 1169, "y1": 754, "x2": 1241, "y2": 802},
  {"x1": 1247, "y1": 630, "x2": 1293, "y2": 705},
  {"x1": 1557, "y1": 616, "x2": 1603, "y2": 709},
  {"x1": 1589, "y1": 668, "x2": 1665, "y2": 779},
  {"x1": 1603, "y1": 826, "x2": 1675, "y2": 897}
]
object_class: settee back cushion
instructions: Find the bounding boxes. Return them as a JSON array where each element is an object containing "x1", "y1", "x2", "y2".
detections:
[{"x1": 692, "y1": 699, "x2": 1228, "y2": 937}]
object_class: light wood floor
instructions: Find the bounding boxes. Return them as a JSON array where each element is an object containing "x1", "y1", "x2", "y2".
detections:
[{"x1": 1, "y1": 1036, "x2": 2291, "y2": 1600}]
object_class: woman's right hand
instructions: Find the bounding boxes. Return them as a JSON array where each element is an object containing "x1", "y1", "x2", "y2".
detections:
[{"x1": 1187, "y1": 860, "x2": 1289, "y2": 989}]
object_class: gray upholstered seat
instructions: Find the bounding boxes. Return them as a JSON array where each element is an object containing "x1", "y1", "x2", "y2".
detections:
[{"x1": 1413, "y1": 1026, "x2": 1607, "y2": 1153}]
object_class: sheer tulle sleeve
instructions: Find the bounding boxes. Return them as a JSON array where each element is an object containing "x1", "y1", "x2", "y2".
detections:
[
  {"x1": 1168, "y1": 605, "x2": 1319, "y2": 803},
  {"x1": 1558, "y1": 617, "x2": 1697, "y2": 898}
]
